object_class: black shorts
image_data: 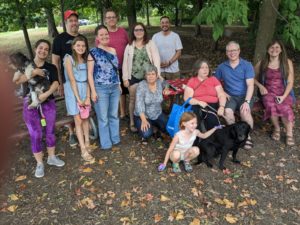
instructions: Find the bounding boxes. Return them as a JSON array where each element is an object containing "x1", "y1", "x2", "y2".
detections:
[{"x1": 119, "y1": 69, "x2": 129, "y2": 95}]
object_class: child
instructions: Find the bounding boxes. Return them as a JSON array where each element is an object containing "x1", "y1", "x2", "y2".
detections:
[
  {"x1": 64, "y1": 36, "x2": 94, "y2": 162},
  {"x1": 158, "y1": 112, "x2": 222, "y2": 173}
]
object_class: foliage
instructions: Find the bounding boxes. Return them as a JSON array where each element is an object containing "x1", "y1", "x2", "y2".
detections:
[
  {"x1": 194, "y1": 0, "x2": 249, "y2": 41},
  {"x1": 277, "y1": 0, "x2": 300, "y2": 50}
]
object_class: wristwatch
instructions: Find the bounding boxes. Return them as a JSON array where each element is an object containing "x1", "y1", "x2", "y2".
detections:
[{"x1": 244, "y1": 100, "x2": 251, "y2": 104}]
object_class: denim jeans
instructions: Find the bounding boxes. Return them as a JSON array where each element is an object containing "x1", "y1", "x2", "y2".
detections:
[
  {"x1": 134, "y1": 113, "x2": 168, "y2": 139},
  {"x1": 94, "y1": 84, "x2": 120, "y2": 149}
]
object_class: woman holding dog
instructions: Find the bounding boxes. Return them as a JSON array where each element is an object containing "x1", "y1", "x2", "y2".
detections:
[
  {"x1": 12, "y1": 39, "x2": 65, "y2": 178},
  {"x1": 184, "y1": 60, "x2": 226, "y2": 130},
  {"x1": 134, "y1": 64, "x2": 168, "y2": 142},
  {"x1": 122, "y1": 22, "x2": 161, "y2": 133},
  {"x1": 254, "y1": 39, "x2": 295, "y2": 146}
]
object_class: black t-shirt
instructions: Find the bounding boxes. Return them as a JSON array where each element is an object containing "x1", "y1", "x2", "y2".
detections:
[
  {"x1": 25, "y1": 62, "x2": 58, "y2": 100},
  {"x1": 52, "y1": 32, "x2": 88, "y2": 83}
]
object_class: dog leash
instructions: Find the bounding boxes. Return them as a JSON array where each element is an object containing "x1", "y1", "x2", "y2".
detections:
[
  {"x1": 38, "y1": 105, "x2": 47, "y2": 127},
  {"x1": 199, "y1": 105, "x2": 222, "y2": 126}
]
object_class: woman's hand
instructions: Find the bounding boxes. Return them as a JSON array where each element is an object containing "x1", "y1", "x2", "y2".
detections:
[
  {"x1": 141, "y1": 119, "x2": 150, "y2": 132},
  {"x1": 38, "y1": 92, "x2": 49, "y2": 103},
  {"x1": 77, "y1": 98, "x2": 84, "y2": 106},
  {"x1": 32, "y1": 68, "x2": 45, "y2": 78},
  {"x1": 217, "y1": 106, "x2": 225, "y2": 116},
  {"x1": 163, "y1": 88, "x2": 170, "y2": 95},
  {"x1": 84, "y1": 97, "x2": 91, "y2": 106},
  {"x1": 91, "y1": 91, "x2": 98, "y2": 103},
  {"x1": 259, "y1": 85, "x2": 268, "y2": 95},
  {"x1": 275, "y1": 95, "x2": 285, "y2": 104},
  {"x1": 123, "y1": 80, "x2": 129, "y2": 88},
  {"x1": 198, "y1": 101, "x2": 207, "y2": 108}
]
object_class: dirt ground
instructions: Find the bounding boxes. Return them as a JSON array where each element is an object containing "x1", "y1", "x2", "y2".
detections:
[{"x1": 0, "y1": 27, "x2": 299, "y2": 225}]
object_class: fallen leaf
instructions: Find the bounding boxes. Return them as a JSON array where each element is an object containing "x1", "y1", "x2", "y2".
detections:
[
  {"x1": 247, "y1": 198, "x2": 257, "y2": 206},
  {"x1": 82, "y1": 167, "x2": 93, "y2": 173},
  {"x1": 194, "y1": 179, "x2": 204, "y2": 186},
  {"x1": 190, "y1": 218, "x2": 201, "y2": 225},
  {"x1": 224, "y1": 214, "x2": 238, "y2": 224},
  {"x1": 81, "y1": 197, "x2": 96, "y2": 209},
  {"x1": 106, "y1": 199, "x2": 113, "y2": 205},
  {"x1": 15, "y1": 175, "x2": 26, "y2": 182},
  {"x1": 224, "y1": 178, "x2": 233, "y2": 184},
  {"x1": 237, "y1": 200, "x2": 248, "y2": 208},
  {"x1": 7, "y1": 205, "x2": 18, "y2": 212},
  {"x1": 286, "y1": 179, "x2": 298, "y2": 184},
  {"x1": 120, "y1": 217, "x2": 131, "y2": 225},
  {"x1": 154, "y1": 214, "x2": 162, "y2": 223},
  {"x1": 280, "y1": 208, "x2": 288, "y2": 213},
  {"x1": 98, "y1": 159, "x2": 105, "y2": 165},
  {"x1": 106, "y1": 170, "x2": 113, "y2": 176},
  {"x1": 223, "y1": 168, "x2": 231, "y2": 175},
  {"x1": 160, "y1": 195, "x2": 170, "y2": 202},
  {"x1": 291, "y1": 185, "x2": 298, "y2": 191},
  {"x1": 145, "y1": 193, "x2": 154, "y2": 201},
  {"x1": 223, "y1": 198, "x2": 234, "y2": 208},
  {"x1": 276, "y1": 175, "x2": 284, "y2": 181},
  {"x1": 241, "y1": 161, "x2": 252, "y2": 168},
  {"x1": 120, "y1": 200, "x2": 130, "y2": 207},
  {"x1": 175, "y1": 210, "x2": 185, "y2": 220},
  {"x1": 8, "y1": 194, "x2": 19, "y2": 201}
]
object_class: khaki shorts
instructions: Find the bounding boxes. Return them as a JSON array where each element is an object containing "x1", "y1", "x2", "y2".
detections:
[{"x1": 161, "y1": 71, "x2": 180, "y2": 80}]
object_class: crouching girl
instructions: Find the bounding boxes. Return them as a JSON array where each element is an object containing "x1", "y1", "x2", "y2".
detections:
[{"x1": 158, "y1": 112, "x2": 221, "y2": 173}]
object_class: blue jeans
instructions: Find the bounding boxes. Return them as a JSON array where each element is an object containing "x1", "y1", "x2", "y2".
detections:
[
  {"x1": 94, "y1": 84, "x2": 120, "y2": 149},
  {"x1": 134, "y1": 113, "x2": 168, "y2": 139}
]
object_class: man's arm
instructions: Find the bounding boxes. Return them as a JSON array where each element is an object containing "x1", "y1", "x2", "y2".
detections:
[
  {"x1": 168, "y1": 49, "x2": 181, "y2": 66},
  {"x1": 52, "y1": 53, "x2": 64, "y2": 96}
]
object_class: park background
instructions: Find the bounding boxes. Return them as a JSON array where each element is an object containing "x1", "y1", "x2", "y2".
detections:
[{"x1": 0, "y1": 0, "x2": 299, "y2": 224}]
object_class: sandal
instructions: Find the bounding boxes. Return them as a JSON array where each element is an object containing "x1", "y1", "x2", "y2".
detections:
[
  {"x1": 172, "y1": 163, "x2": 181, "y2": 173},
  {"x1": 271, "y1": 130, "x2": 281, "y2": 141},
  {"x1": 286, "y1": 135, "x2": 295, "y2": 146},
  {"x1": 130, "y1": 124, "x2": 138, "y2": 133},
  {"x1": 183, "y1": 161, "x2": 193, "y2": 172},
  {"x1": 81, "y1": 151, "x2": 95, "y2": 162},
  {"x1": 243, "y1": 138, "x2": 254, "y2": 150}
]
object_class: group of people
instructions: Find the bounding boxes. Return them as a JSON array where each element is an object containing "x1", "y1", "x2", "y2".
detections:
[{"x1": 12, "y1": 9, "x2": 296, "y2": 177}]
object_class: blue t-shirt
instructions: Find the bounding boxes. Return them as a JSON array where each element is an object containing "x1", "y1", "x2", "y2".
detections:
[
  {"x1": 89, "y1": 47, "x2": 120, "y2": 85},
  {"x1": 215, "y1": 58, "x2": 254, "y2": 96}
]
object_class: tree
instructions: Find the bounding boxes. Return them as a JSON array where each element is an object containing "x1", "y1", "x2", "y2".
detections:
[
  {"x1": 126, "y1": 0, "x2": 137, "y2": 29},
  {"x1": 44, "y1": 6, "x2": 59, "y2": 38},
  {"x1": 254, "y1": 0, "x2": 281, "y2": 64}
]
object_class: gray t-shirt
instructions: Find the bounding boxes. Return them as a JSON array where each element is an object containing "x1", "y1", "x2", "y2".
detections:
[
  {"x1": 152, "y1": 31, "x2": 183, "y2": 73},
  {"x1": 134, "y1": 79, "x2": 166, "y2": 120}
]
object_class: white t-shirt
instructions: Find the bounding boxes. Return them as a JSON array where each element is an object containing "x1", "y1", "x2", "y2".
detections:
[{"x1": 152, "y1": 31, "x2": 183, "y2": 73}]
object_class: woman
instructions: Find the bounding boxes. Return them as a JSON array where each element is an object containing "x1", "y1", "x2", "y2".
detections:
[
  {"x1": 103, "y1": 9, "x2": 129, "y2": 119},
  {"x1": 134, "y1": 64, "x2": 168, "y2": 141},
  {"x1": 122, "y1": 22, "x2": 161, "y2": 132},
  {"x1": 184, "y1": 59, "x2": 226, "y2": 130},
  {"x1": 12, "y1": 39, "x2": 65, "y2": 178},
  {"x1": 88, "y1": 25, "x2": 121, "y2": 150},
  {"x1": 254, "y1": 39, "x2": 295, "y2": 146},
  {"x1": 64, "y1": 36, "x2": 94, "y2": 161}
]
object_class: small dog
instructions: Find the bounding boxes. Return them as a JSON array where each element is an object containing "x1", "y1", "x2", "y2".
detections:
[
  {"x1": 195, "y1": 121, "x2": 251, "y2": 170},
  {"x1": 9, "y1": 52, "x2": 50, "y2": 109}
]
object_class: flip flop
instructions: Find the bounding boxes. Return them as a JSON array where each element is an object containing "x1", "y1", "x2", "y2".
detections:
[
  {"x1": 286, "y1": 135, "x2": 295, "y2": 146},
  {"x1": 271, "y1": 130, "x2": 281, "y2": 141},
  {"x1": 172, "y1": 163, "x2": 181, "y2": 173}
]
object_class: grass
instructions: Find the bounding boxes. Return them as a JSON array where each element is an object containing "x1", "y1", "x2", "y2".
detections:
[{"x1": 0, "y1": 16, "x2": 161, "y2": 55}]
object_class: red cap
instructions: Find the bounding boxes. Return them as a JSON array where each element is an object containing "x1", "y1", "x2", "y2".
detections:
[{"x1": 64, "y1": 10, "x2": 78, "y2": 20}]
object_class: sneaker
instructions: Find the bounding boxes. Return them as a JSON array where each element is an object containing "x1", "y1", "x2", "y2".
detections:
[
  {"x1": 35, "y1": 163, "x2": 44, "y2": 178},
  {"x1": 183, "y1": 161, "x2": 193, "y2": 172},
  {"x1": 172, "y1": 163, "x2": 181, "y2": 173},
  {"x1": 69, "y1": 134, "x2": 78, "y2": 147},
  {"x1": 47, "y1": 155, "x2": 65, "y2": 167}
]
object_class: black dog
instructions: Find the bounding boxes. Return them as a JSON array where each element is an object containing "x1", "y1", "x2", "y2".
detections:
[
  {"x1": 9, "y1": 52, "x2": 50, "y2": 108},
  {"x1": 195, "y1": 121, "x2": 251, "y2": 170}
]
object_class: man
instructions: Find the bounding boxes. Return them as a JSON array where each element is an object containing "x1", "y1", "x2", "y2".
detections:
[
  {"x1": 52, "y1": 10, "x2": 88, "y2": 147},
  {"x1": 152, "y1": 16, "x2": 183, "y2": 80},
  {"x1": 215, "y1": 41, "x2": 255, "y2": 149}
]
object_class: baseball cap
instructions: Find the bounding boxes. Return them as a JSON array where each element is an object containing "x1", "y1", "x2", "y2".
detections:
[{"x1": 64, "y1": 10, "x2": 78, "y2": 20}]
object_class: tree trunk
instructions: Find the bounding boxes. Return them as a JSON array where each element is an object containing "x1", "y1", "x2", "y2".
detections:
[
  {"x1": 253, "y1": 0, "x2": 281, "y2": 64},
  {"x1": 21, "y1": 17, "x2": 34, "y2": 60},
  {"x1": 146, "y1": 0, "x2": 150, "y2": 26},
  {"x1": 126, "y1": 0, "x2": 137, "y2": 29},
  {"x1": 45, "y1": 7, "x2": 58, "y2": 38},
  {"x1": 194, "y1": 0, "x2": 204, "y2": 36},
  {"x1": 60, "y1": 0, "x2": 66, "y2": 32},
  {"x1": 175, "y1": 5, "x2": 179, "y2": 27}
]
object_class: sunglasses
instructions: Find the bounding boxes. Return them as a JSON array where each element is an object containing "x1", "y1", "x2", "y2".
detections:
[{"x1": 134, "y1": 28, "x2": 144, "y2": 32}]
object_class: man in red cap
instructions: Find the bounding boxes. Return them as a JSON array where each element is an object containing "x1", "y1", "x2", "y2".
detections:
[{"x1": 52, "y1": 10, "x2": 88, "y2": 147}]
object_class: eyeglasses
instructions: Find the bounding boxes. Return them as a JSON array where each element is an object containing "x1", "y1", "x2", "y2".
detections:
[
  {"x1": 134, "y1": 28, "x2": 144, "y2": 32},
  {"x1": 226, "y1": 49, "x2": 239, "y2": 53},
  {"x1": 105, "y1": 16, "x2": 116, "y2": 20}
]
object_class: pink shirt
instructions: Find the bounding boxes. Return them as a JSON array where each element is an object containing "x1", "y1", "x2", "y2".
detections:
[{"x1": 187, "y1": 76, "x2": 221, "y2": 103}]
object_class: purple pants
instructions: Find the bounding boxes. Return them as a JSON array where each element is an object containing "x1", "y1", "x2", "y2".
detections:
[{"x1": 23, "y1": 98, "x2": 56, "y2": 153}]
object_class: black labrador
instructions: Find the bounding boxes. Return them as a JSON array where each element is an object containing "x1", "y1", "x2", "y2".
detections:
[{"x1": 195, "y1": 121, "x2": 251, "y2": 170}]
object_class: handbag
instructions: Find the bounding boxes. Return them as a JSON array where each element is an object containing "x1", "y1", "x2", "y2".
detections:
[
  {"x1": 77, "y1": 103, "x2": 91, "y2": 119},
  {"x1": 166, "y1": 97, "x2": 192, "y2": 137}
]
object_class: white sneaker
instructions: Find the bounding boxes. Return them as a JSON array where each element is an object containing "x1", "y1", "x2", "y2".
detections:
[
  {"x1": 47, "y1": 155, "x2": 65, "y2": 167},
  {"x1": 35, "y1": 163, "x2": 44, "y2": 178}
]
